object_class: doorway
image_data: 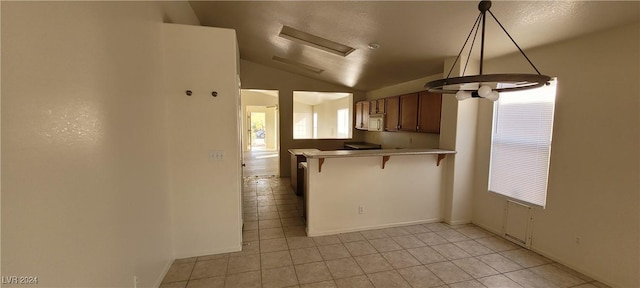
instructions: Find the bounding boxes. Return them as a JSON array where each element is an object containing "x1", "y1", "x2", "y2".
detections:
[
  {"x1": 248, "y1": 111, "x2": 267, "y2": 150},
  {"x1": 241, "y1": 90, "x2": 280, "y2": 177}
]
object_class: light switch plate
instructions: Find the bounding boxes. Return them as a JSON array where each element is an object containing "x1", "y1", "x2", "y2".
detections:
[{"x1": 210, "y1": 150, "x2": 225, "y2": 161}]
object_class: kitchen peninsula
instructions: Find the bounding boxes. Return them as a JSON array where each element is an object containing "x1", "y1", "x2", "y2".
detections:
[{"x1": 302, "y1": 148, "x2": 455, "y2": 236}]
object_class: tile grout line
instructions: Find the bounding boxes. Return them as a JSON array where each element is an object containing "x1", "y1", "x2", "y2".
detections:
[{"x1": 191, "y1": 175, "x2": 598, "y2": 288}]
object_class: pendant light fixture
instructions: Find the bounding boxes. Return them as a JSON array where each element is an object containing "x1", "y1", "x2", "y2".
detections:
[{"x1": 424, "y1": 0, "x2": 551, "y2": 102}]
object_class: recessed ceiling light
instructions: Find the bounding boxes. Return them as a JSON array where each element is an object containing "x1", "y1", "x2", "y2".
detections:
[
  {"x1": 367, "y1": 43, "x2": 381, "y2": 50},
  {"x1": 272, "y1": 56, "x2": 324, "y2": 74},
  {"x1": 279, "y1": 25, "x2": 355, "y2": 57}
]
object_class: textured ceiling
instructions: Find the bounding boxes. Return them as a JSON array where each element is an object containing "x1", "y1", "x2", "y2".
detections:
[{"x1": 189, "y1": 1, "x2": 639, "y2": 91}]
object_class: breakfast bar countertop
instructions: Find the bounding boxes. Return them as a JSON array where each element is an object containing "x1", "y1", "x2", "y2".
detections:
[
  {"x1": 288, "y1": 148, "x2": 321, "y2": 155},
  {"x1": 302, "y1": 148, "x2": 456, "y2": 159}
]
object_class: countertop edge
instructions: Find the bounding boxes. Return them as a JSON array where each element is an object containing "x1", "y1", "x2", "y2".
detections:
[{"x1": 302, "y1": 149, "x2": 456, "y2": 159}]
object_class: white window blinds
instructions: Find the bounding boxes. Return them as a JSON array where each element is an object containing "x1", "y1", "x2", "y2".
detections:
[{"x1": 489, "y1": 80, "x2": 557, "y2": 207}]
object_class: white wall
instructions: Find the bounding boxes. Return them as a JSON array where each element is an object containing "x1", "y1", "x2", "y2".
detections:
[
  {"x1": 438, "y1": 57, "x2": 479, "y2": 225},
  {"x1": 314, "y1": 96, "x2": 351, "y2": 139},
  {"x1": 293, "y1": 102, "x2": 314, "y2": 139},
  {"x1": 306, "y1": 155, "x2": 444, "y2": 236},
  {"x1": 472, "y1": 23, "x2": 640, "y2": 287},
  {"x1": 1, "y1": 2, "x2": 198, "y2": 287},
  {"x1": 163, "y1": 24, "x2": 242, "y2": 258}
]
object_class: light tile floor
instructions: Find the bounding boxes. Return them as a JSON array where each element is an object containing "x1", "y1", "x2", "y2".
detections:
[
  {"x1": 244, "y1": 150, "x2": 279, "y2": 177},
  {"x1": 161, "y1": 177, "x2": 609, "y2": 288}
]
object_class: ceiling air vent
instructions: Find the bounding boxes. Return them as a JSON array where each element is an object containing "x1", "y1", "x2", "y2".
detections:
[
  {"x1": 272, "y1": 56, "x2": 324, "y2": 74},
  {"x1": 279, "y1": 25, "x2": 355, "y2": 57}
]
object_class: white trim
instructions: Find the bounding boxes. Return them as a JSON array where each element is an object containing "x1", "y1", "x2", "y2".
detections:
[
  {"x1": 446, "y1": 219, "x2": 472, "y2": 226},
  {"x1": 306, "y1": 218, "x2": 441, "y2": 237},
  {"x1": 173, "y1": 244, "x2": 242, "y2": 260},
  {"x1": 154, "y1": 260, "x2": 174, "y2": 288}
]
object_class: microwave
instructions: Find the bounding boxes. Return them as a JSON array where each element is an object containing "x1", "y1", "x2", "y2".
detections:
[{"x1": 368, "y1": 114, "x2": 385, "y2": 131}]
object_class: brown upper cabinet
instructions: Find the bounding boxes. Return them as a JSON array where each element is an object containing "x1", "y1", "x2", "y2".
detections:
[
  {"x1": 384, "y1": 96, "x2": 400, "y2": 131},
  {"x1": 360, "y1": 91, "x2": 441, "y2": 133},
  {"x1": 355, "y1": 100, "x2": 369, "y2": 130},
  {"x1": 417, "y1": 91, "x2": 442, "y2": 133},
  {"x1": 399, "y1": 93, "x2": 419, "y2": 131},
  {"x1": 370, "y1": 98, "x2": 385, "y2": 114}
]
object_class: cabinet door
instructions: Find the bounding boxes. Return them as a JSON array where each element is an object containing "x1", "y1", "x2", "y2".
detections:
[
  {"x1": 399, "y1": 93, "x2": 419, "y2": 131},
  {"x1": 355, "y1": 101, "x2": 364, "y2": 129},
  {"x1": 385, "y1": 96, "x2": 400, "y2": 131},
  {"x1": 362, "y1": 101, "x2": 369, "y2": 129},
  {"x1": 369, "y1": 100, "x2": 377, "y2": 114},
  {"x1": 417, "y1": 92, "x2": 442, "y2": 133},
  {"x1": 376, "y1": 99, "x2": 385, "y2": 114}
]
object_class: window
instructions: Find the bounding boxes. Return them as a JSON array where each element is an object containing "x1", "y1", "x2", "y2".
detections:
[
  {"x1": 489, "y1": 79, "x2": 557, "y2": 207},
  {"x1": 337, "y1": 108, "x2": 349, "y2": 138},
  {"x1": 293, "y1": 91, "x2": 353, "y2": 139},
  {"x1": 313, "y1": 113, "x2": 318, "y2": 138}
]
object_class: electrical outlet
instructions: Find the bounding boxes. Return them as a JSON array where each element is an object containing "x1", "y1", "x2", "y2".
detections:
[
  {"x1": 358, "y1": 206, "x2": 364, "y2": 214},
  {"x1": 575, "y1": 236, "x2": 581, "y2": 245},
  {"x1": 209, "y1": 150, "x2": 225, "y2": 161}
]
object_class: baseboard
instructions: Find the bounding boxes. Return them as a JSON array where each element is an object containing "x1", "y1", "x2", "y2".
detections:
[
  {"x1": 155, "y1": 244, "x2": 243, "y2": 287},
  {"x1": 471, "y1": 221, "x2": 615, "y2": 287},
  {"x1": 470, "y1": 220, "x2": 502, "y2": 235},
  {"x1": 445, "y1": 219, "x2": 472, "y2": 226},
  {"x1": 154, "y1": 259, "x2": 174, "y2": 288},
  {"x1": 307, "y1": 218, "x2": 442, "y2": 237},
  {"x1": 173, "y1": 244, "x2": 242, "y2": 260},
  {"x1": 527, "y1": 246, "x2": 615, "y2": 288}
]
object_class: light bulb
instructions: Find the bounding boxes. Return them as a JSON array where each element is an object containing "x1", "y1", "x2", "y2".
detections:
[
  {"x1": 485, "y1": 91, "x2": 500, "y2": 101},
  {"x1": 455, "y1": 91, "x2": 472, "y2": 101},
  {"x1": 478, "y1": 85, "x2": 492, "y2": 97}
]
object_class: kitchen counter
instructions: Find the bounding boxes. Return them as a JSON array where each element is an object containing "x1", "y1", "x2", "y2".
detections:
[
  {"x1": 303, "y1": 148, "x2": 455, "y2": 172},
  {"x1": 303, "y1": 147, "x2": 456, "y2": 237},
  {"x1": 288, "y1": 149, "x2": 320, "y2": 195},
  {"x1": 343, "y1": 142, "x2": 382, "y2": 150},
  {"x1": 303, "y1": 148, "x2": 455, "y2": 159},
  {"x1": 289, "y1": 148, "x2": 322, "y2": 156}
]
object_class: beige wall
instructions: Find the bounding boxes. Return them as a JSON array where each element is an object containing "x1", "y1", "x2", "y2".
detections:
[
  {"x1": 240, "y1": 60, "x2": 366, "y2": 177},
  {"x1": 472, "y1": 23, "x2": 640, "y2": 287},
  {"x1": 363, "y1": 64, "x2": 479, "y2": 225},
  {"x1": 1, "y1": 2, "x2": 198, "y2": 287},
  {"x1": 314, "y1": 96, "x2": 352, "y2": 139},
  {"x1": 293, "y1": 102, "x2": 314, "y2": 139},
  {"x1": 306, "y1": 155, "x2": 444, "y2": 236},
  {"x1": 438, "y1": 57, "x2": 479, "y2": 225},
  {"x1": 163, "y1": 24, "x2": 242, "y2": 259}
]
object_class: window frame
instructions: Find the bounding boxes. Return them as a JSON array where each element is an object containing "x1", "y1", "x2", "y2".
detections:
[
  {"x1": 292, "y1": 91, "x2": 353, "y2": 140},
  {"x1": 488, "y1": 79, "x2": 558, "y2": 208}
]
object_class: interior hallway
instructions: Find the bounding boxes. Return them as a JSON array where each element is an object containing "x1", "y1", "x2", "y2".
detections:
[
  {"x1": 160, "y1": 177, "x2": 609, "y2": 288},
  {"x1": 244, "y1": 150, "x2": 280, "y2": 178}
]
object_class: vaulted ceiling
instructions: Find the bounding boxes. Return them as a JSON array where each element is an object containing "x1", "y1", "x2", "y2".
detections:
[{"x1": 189, "y1": 1, "x2": 639, "y2": 91}]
